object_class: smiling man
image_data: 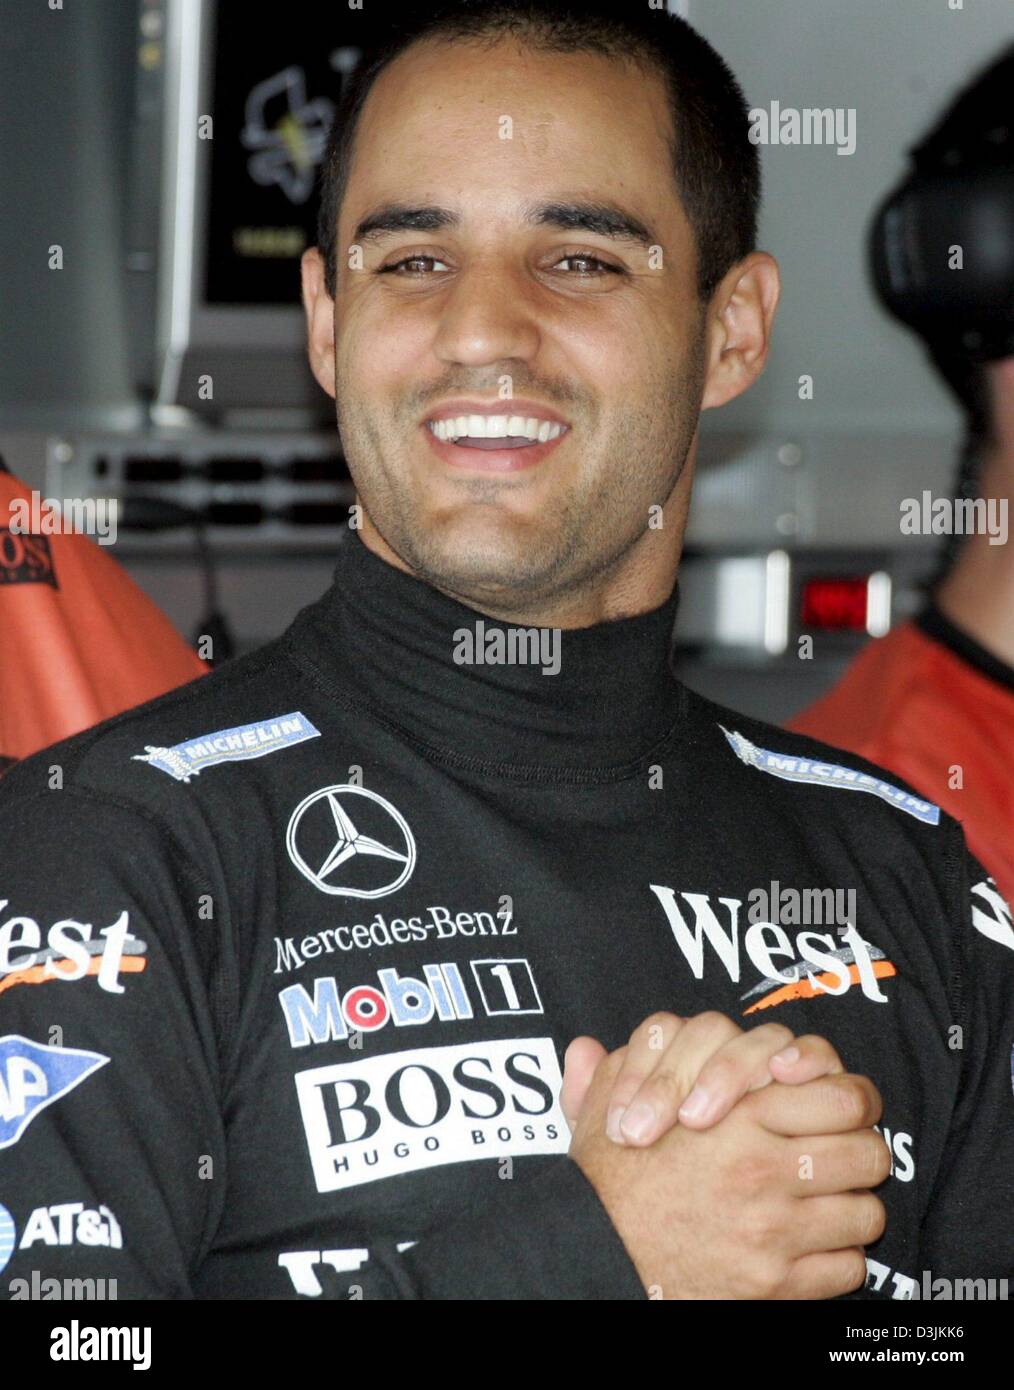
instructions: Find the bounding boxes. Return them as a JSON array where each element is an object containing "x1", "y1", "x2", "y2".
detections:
[
  {"x1": 1, "y1": 1, "x2": 1012, "y2": 1303},
  {"x1": 307, "y1": 13, "x2": 727, "y2": 628}
]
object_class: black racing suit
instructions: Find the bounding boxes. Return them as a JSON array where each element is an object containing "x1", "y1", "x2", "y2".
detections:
[{"x1": 1, "y1": 532, "x2": 1012, "y2": 1299}]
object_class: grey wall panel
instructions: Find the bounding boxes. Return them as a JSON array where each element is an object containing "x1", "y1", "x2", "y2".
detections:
[
  {"x1": 0, "y1": 0, "x2": 142, "y2": 429},
  {"x1": 689, "y1": 0, "x2": 1012, "y2": 438}
]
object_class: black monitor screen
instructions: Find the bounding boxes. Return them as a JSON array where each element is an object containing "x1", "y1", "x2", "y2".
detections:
[{"x1": 203, "y1": 7, "x2": 388, "y2": 305}]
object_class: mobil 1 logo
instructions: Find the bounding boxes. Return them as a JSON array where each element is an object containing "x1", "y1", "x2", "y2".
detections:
[
  {"x1": 278, "y1": 956, "x2": 542, "y2": 1047},
  {"x1": 471, "y1": 958, "x2": 541, "y2": 1015}
]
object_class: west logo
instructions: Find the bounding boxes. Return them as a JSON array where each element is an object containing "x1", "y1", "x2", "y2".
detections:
[
  {"x1": 649, "y1": 885, "x2": 895, "y2": 1011},
  {"x1": 0, "y1": 904, "x2": 145, "y2": 998},
  {"x1": 294, "y1": 1036, "x2": 567, "y2": 1192},
  {"x1": 279, "y1": 958, "x2": 541, "y2": 1047}
]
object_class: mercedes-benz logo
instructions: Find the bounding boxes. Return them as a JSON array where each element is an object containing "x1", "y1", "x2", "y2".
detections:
[{"x1": 286, "y1": 785, "x2": 416, "y2": 899}]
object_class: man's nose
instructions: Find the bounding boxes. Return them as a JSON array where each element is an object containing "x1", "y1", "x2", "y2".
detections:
[{"x1": 430, "y1": 260, "x2": 543, "y2": 368}]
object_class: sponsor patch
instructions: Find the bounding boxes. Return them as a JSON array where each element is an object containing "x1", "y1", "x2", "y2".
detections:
[
  {"x1": 737, "y1": 939, "x2": 896, "y2": 1014},
  {"x1": 0, "y1": 1203, "x2": 15, "y2": 1276},
  {"x1": 133, "y1": 711, "x2": 320, "y2": 782},
  {"x1": 865, "y1": 1257, "x2": 917, "y2": 1300},
  {"x1": 279, "y1": 1243, "x2": 416, "y2": 1296},
  {"x1": 294, "y1": 1035, "x2": 567, "y2": 1193},
  {"x1": 0, "y1": 1036, "x2": 109, "y2": 1150},
  {"x1": 286, "y1": 785, "x2": 416, "y2": 900},
  {"x1": 278, "y1": 957, "x2": 541, "y2": 1047},
  {"x1": 273, "y1": 900, "x2": 515, "y2": 969},
  {"x1": 721, "y1": 726, "x2": 941, "y2": 824},
  {"x1": 650, "y1": 885, "x2": 896, "y2": 1010},
  {"x1": 872, "y1": 1123, "x2": 916, "y2": 1183},
  {"x1": 970, "y1": 877, "x2": 1014, "y2": 954},
  {"x1": 0, "y1": 530, "x2": 57, "y2": 588},
  {"x1": 18, "y1": 1202, "x2": 122, "y2": 1250},
  {"x1": 0, "y1": 904, "x2": 145, "y2": 998}
]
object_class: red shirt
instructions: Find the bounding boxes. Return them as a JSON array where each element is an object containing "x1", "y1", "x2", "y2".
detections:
[
  {"x1": 1, "y1": 465, "x2": 207, "y2": 770},
  {"x1": 790, "y1": 602, "x2": 1014, "y2": 905}
]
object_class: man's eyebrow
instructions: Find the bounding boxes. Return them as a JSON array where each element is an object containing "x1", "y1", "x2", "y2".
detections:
[{"x1": 351, "y1": 199, "x2": 658, "y2": 249}]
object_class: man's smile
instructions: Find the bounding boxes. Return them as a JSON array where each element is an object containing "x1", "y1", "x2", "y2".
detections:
[{"x1": 419, "y1": 399, "x2": 571, "y2": 473}]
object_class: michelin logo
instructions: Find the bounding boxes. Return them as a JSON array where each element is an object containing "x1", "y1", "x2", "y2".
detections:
[
  {"x1": 133, "y1": 711, "x2": 320, "y2": 783},
  {"x1": 0, "y1": 1036, "x2": 109, "y2": 1149},
  {"x1": 721, "y1": 727, "x2": 941, "y2": 825}
]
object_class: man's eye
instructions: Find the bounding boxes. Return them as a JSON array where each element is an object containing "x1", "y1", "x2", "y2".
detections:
[
  {"x1": 378, "y1": 253, "x2": 622, "y2": 277},
  {"x1": 552, "y1": 254, "x2": 621, "y2": 275},
  {"x1": 378, "y1": 256, "x2": 450, "y2": 275}
]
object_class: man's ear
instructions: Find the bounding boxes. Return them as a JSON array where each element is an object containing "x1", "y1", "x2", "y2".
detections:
[
  {"x1": 700, "y1": 251, "x2": 781, "y2": 412},
  {"x1": 301, "y1": 246, "x2": 337, "y2": 401}
]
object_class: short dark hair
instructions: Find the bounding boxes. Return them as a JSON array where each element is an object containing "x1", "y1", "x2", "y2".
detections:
[{"x1": 315, "y1": 0, "x2": 760, "y2": 302}]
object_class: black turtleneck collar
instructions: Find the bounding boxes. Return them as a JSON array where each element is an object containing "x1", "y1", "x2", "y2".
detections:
[{"x1": 283, "y1": 532, "x2": 686, "y2": 780}]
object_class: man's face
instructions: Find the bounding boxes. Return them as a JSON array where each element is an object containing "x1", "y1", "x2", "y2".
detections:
[{"x1": 310, "y1": 37, "x2": 712, "y2": 611}]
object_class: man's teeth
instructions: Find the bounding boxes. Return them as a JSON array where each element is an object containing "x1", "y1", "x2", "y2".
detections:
[{"x1": 428, "y1": 415, "x2": 566, "y2": 443}]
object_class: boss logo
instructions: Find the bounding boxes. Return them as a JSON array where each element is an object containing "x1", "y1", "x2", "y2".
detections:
[{"x1": 294, "y1": 1036, "x2": 568, "y2": 1192}]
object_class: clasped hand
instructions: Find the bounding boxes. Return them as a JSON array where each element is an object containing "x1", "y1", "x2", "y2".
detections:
[{"x1": 560, "y1": 1012, "x2": 891, "y2": 1299}]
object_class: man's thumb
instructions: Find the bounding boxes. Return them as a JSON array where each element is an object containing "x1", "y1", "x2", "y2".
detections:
[{"x1": 561, "y1": 1035, "x2": 608, "y2": 1130}]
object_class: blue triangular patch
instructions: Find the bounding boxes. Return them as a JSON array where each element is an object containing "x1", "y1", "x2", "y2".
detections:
[{"x1": 0, "y1": 1035, "x2": 109, "y2": 1150}]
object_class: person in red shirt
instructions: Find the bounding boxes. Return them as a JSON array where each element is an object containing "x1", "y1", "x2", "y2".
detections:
[
  {"x1": 791, "y1": 367, "x2": 1014, "y2": 904},
  {"x1": 791, "y1": 47, "x2": 1014, "y2": 905},
  {"x1": 0, "y1": 458, "x2": 207, "y2": 773}
]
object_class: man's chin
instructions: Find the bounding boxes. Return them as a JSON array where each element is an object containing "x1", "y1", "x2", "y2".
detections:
[{"x1": 401, "y1": 516, "x2": 569, "y2": 606}]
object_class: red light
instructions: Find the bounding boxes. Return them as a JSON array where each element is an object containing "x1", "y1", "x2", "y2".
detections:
[{"x1": 800, "y1": 577, "x2": 869, "y2": 630}]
